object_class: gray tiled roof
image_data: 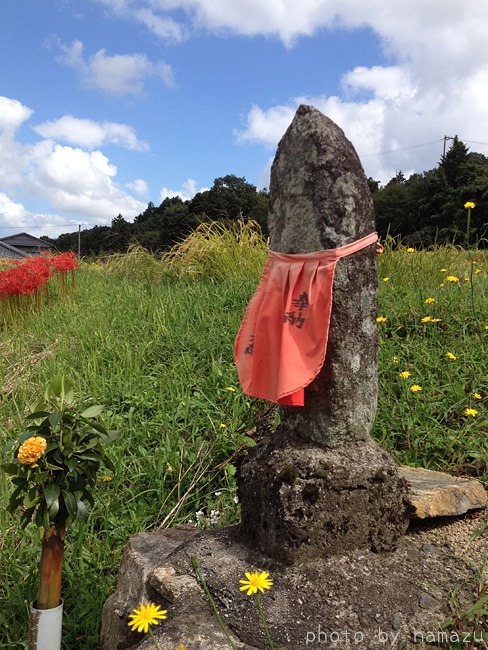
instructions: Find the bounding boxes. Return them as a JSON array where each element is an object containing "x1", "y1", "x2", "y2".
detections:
[
  {"x1": 0, "y1": 240, "x2": 27, "y2": 259},
  {"x1": 1, "y1": 232, "x2": 52, "y2": 249}
]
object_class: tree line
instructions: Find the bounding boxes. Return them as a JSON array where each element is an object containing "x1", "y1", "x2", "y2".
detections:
[{"x1": 49, "y1": 139, "x2": 488, "y2": 256}]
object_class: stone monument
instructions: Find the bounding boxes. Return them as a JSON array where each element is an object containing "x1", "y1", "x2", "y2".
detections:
[
  {"x1": 238, "y1": 104, "x2": 409, "y2": 563},
  {"x1": 100, "y1": 106, "x2": 486, "y2": 650}
]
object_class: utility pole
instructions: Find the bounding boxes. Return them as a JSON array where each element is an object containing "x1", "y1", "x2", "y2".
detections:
[
  {"x1": 78, "y1": 224, "x2": 81, "y2": 258},
  {"x1": 442, "y1": 135, "x2": 455, "y2": 159}
]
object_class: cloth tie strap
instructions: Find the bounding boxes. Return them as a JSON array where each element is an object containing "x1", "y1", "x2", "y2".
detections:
[{"x1": 234, "y1": 232, "x2": 380, "y2": 406}]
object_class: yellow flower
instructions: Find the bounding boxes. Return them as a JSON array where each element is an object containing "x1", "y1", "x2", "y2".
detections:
[
  {"x1": 421, "y1": 316, "x2": 432, "y2": 323},
  {"x1": 410, "y1": 385, "x2": 422, "y2": 392},
  {"x1": 473, "y1": 393, "x2": 482, "y2": 400},
  {"x1": 225, "y1": 386, "x2": 236, "y2": 392},
  {"x1": 382, "y1": 277, "x2": 390, "y2": 282},
  {"x1": 464, "y1": 201, "x2": 475, "y2": 209},
  {"x1": 446, "y1": 352, "x2": 457, "y2": 360},
  {"x1": 485, "y1": 325, "x2": 488, "y2": 330},
  {"x1": 17, "y1": 436, "x2": 47, "y2": 465},
  {"x1": 220, "y1": 423, "x2": 227, "y2": 428},
  {"x1": 475, "y1": 269, "x2": 481, "y2": 274},
  {"x1": 239, "y1": 571, "x2": 273, "y2": 596},
  {"x1": 407, "y1": 247, "x2": 415, "y2": 253},
  {"x1": 177, "y1": 645, "x2": 187, "y2": 650},
  {"x1": 128, "y1": 603, "x2": 167, "y2": 634},
  {"x1": 102, "y1": 475, "x2": 112, "y2": 482},
  {"x1": 440, "y1": 268, "x2": 448, "y2": 272},
  {"x1": 446, "y1": 275, "x2": 459, "y2": 283},
  {"x1": 376, "y1": 316, "x2": 387, "y2": 323},
  {"x1": 399, "y1": 371, "x2": 411, "y2": 379},
  {"x1": 431, "y1": 318, "x2": 442, "y2": 323},
  {"x1": 464, "y1": 408, "x2": 478, "y2": 417},
  {"x1": 424, "y1": 297, "x2": 435, "y2": 304}
]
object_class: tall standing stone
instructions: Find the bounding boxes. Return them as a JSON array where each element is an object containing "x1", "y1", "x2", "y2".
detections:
[{"x1": 238, "y1": 106, "x2": 408, "y2": 564}]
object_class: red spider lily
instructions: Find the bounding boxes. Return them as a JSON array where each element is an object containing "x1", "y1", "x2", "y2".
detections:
[{"x1": 0, "y1": 253, "x2": 78, "y2": 301}]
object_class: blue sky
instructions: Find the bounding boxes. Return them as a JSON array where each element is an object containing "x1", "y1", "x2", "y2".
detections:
[{"x1": 1, "y1": 0, "x2": 488, "y2": 239}]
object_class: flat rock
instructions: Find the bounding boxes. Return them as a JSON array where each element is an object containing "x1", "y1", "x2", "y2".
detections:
[{"x1": 399, "y1": 465, "x2": 487, "y2": 518}]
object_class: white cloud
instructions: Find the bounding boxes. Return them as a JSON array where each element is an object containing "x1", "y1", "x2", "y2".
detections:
[
  {"x1": 0, "y1": 193, "x2": 74, "y2": 240},
  {"x1": 126, "y1": 179, "x2": 149, "y2": 196},
  {"x1": 159, "y1": 178, "x2": 209, "y2": 202},
  {"x1": 0, "y1": 95, "x2": 147, "y2": 231},
  {"x1": 55, "y1": 39, "x2": 175, "y2": 96},
  {"x1": 26, "y1": 144, "x2": 145, "y2": 219},
  {"x1": 94, "y1": 1, "x2": 488, "y2": 183},
  {"x1": 33, "y1": 116, "x2": 149, "y2": 151},
  {"x1": 0, "y1": 96, "x2": 34, "y2": 135}
]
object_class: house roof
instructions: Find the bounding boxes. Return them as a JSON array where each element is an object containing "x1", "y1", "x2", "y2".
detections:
[
  {"x1": 0, "y1": 240, "x2": 27, "y2": 260},
  {"x1": 0, "y1": 232, "x2": 52, "y2": 249}
]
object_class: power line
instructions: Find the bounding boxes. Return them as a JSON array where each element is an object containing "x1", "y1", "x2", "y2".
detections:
[{"x1": 362, "y1": 138, "x2": 443, "y2": 158}]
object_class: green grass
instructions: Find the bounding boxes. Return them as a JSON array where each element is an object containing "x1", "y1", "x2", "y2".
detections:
[{"x1": 0, "y1": 232, "x2": 487, "y2": 648}]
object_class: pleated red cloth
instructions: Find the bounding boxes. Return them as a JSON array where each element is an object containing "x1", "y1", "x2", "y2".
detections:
[{"x1": 234, "y1": 232, "x2": 380, "y2": 406}]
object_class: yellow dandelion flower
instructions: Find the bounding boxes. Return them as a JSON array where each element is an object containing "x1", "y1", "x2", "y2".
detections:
[
  {"x1": 410, "y1": 385, "x2": 422, "y2": 392},
  {"x1": 464, "y1": 201, "x2": 475, "y2": 209},
  {"x1": 485, "y1": 325, "x2": 488, "y2": 330},
  {"x1": 239, "y1": 571, "x2": 273, "y2": 596},
  {"x1": 17, "y1": 436, "x2": 47, "y2": 466},
  {"x1": 473, "y1": 393, "x2": 482, "y2": 400},
  {"x1": 225, "y1": 386, "x2": 236, "y2": 392},
  {"x1": 424, "y1": 297, "x2": 435, "y2": 304},
  {"x1": 421, "y1": 316, "x2": 432, "y2": 323},
  {"x1": 382, "y1": 277, "x2": 390, "y2": 282},
  {"x1": 407, "y1": 247, "x2": 415, "y2": 253},
  {"x1": 178, "y1": 645, "x2": 187, "y2": 650},
  {"x1": 128, "y1": 603, "x2": 167, "y2": 634},
  {"x1": 102, "y1": 475, "x2": 112, "y2": 482},
  {"x1": 220, "y1": 423, "x2": 227, "y2": 428},
  {"x1": 376, "y1": 316, "x2": 387, "y2": 323},
  {"x1": 431, "y1": 318, "x2": 442, "y2": 323},
  {"x1": 446, "y1": 352, "x2": 457, "y2": 360},
  {"x1": 464, "y1": 408, "x2": 478, "y2": 417},
  {"x1": 447, "y1": 275, "x2": 459, "y2": 283},
  {"x1": 399, "y1": 371, "x2": 411, "y2": 379}
]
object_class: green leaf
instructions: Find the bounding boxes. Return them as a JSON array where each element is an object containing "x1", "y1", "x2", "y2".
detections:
[
  {"x1": 44, "y1": 484, "x2": 61, "y2": 510},
  {"x1": 102, "y1": 456, "x2": 115, "y2": 473},
  {"x1": 49, "y1": 411, "x2": 63, "y2": 428},
  {"x1": 2, "y1": 462, "x2": 20, "y2": 476},
  {"x1": 48, "y1": 498, "x2": 59, "y2": 518},
  {"x1": 80, "y1": 404, "x2": 105, "y2": 419},
  {"x1": 26, "y1": 411, "x2": 50, "y2": 420},
  {"x1": 62, "y1": 490, "x2": 78, "y2": 518},
  {"x1": 35, "y1": 503, "x2": 47, "y2": 528},
  {"x1": 20, "y1": 507, "x2": 35, "y2": 529},
  {"x1": 76, "y1": 499, "x2": 89, "y2": 520}
]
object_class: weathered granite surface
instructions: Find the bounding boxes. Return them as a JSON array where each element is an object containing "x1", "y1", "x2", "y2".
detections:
[
  {"x1": 269, "y1": 104, "x2": 379, "y2": 447},
  {"x1": 239, "y1": 105, "x2": 408, "y2": 560}
]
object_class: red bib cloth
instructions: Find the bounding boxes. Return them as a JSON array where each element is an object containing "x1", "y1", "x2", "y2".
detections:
[{"x1": 234, "y1": 232, "x2": 380, "y2": 406}]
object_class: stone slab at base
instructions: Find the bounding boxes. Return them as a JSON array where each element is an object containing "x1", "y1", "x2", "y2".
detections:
[
  {"x1": 399, "y1": 465, "x2": 488, "y2": 518},
  {"x1": 238, "y1": 432, "x2": 409, "y2": 564},
  {"x1": 101, "y1": 520, "x2": 487, "y2": 650}
]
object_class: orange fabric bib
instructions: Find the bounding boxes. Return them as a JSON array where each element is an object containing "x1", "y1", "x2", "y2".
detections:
[{"x1": 234, "y1": 232, "x2": 379, "y2": 406}]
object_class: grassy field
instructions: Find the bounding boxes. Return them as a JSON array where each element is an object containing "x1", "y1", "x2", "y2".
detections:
[{"x1": 0, "y1": 225, "x2": 487, "y2": 648}]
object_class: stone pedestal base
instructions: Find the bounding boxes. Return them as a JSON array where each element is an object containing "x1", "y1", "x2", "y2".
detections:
[{"x1": 238, "y1": 431, "x2": 409, "y2": 564}]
